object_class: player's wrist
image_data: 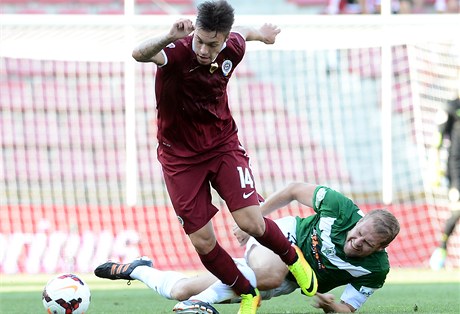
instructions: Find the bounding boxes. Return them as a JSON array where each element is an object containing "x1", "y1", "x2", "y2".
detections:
[{"x1": 163, "y1": 32, "x2": 179, "y2": 45}]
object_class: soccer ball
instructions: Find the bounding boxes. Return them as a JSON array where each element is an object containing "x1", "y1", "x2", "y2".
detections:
[{"x1": 42, "y1": 274, "x2": 91, "y2": 314}]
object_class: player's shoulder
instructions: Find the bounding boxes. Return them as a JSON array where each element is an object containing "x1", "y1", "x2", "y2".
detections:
[
  {"x1": 315, "y1": 185, "x2": 353, "y2": 207},
  {"x1": 164, "y1": 36, "x2": 192, "y2": 54},
  {"x1": 362, "y1": 250, "x2": 390, "y2": 273},
  {"x1": 161, "y1": 36, "x2": 193, "y2": 67},
  {"x1": 226, "y1": 32, "x2": 246, "y2": 55},
  {"x1": 229, "y1": 31, "x2": 245, "y2": 42}
]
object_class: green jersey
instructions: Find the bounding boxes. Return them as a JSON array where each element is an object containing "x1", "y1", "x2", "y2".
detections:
[{"x1": 295, "y1": 186, "x2": 389, "y2": 294}]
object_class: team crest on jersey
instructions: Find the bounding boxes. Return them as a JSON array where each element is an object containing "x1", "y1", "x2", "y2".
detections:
[
  {"x1": 222, "y1": 60, "x2": 232, "y2": 76},
  {"x1": 359, "y1": 286, "x2": 374, "y2": 297}
]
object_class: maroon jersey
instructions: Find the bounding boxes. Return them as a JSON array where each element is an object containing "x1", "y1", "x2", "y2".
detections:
[{"x1": 155, "y1": 32, "x2": 246, "y2": 158}]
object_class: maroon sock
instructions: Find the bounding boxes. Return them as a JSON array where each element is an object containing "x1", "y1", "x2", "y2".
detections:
[
  {"x1": 199, "y1": 242, "x2": 252, "y2": 295},
  {"x1": 254, "y1": 217, "x2": 297, "y2": 265}
]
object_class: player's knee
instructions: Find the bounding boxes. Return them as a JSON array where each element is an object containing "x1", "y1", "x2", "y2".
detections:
[
  {"x1": 250, "y1": 261, "x2": 285, "y2": 290},
  {"x1": 170, "y1": 284, "x2": 193, "y2": 301},
  {"x1": 189, "y1": 233, "x2": 217, "y2": 255},
  {"x1": 255, "y1": 269, "x2": 285, "y2": 290},
  {"x1": 237, "y1": 217, "x2": 265, "y2": 237},
  {"x1": 239, "y1": 223, "x2": 264, "y2": 237},
  {"x1": 233, "y1": 206, "x2": 265, "y2": 237},
  {"x1": 192, "y1": 240, "x2": 215, "y2": 255}
]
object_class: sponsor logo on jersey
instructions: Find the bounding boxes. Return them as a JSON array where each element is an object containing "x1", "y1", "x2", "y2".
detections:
[
  {"x1": 166, "y1": 43, "x2": 175, "y2": 49},
  {"x1": 359, "y1": 286, "x2": 375, "y2": 297},
  {"x1": 323, "y1": 247, "x2": 336, "y2": 257},
  {"x1": 222, "y1": 60, "x2": 232, "y2": 76}
]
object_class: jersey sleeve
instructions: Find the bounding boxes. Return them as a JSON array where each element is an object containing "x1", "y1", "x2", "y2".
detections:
[
  {"x1": 340, "y1": 283, "x2": 376, "y2": 311},
  {"x1": 228, "y1": 32, "x2": 246, "y2": 63},
  {"x1": 312, "y1": 186, "x2": 364, "y2": 221},
  {"x1": 161, "y1": 38, "x2": 190, "y2": 69}
]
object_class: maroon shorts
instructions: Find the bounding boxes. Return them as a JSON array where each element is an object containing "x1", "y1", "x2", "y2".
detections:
[{"x1": 159, "y1": 146, "x2": 262, "y2": 234}]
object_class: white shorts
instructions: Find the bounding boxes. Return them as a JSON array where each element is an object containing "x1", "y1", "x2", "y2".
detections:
[
  {"x1": 244, "y1": 216, "x2": 298, "y2": 261},
  {"x1": 242, "y1": 216, "x2": 299, "y2": 300}
]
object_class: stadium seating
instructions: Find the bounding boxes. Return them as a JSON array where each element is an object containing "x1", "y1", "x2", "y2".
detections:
[
  {"x1": 288, "y1": 0, "x2": 327, "y2": 6},
  {"x1": 136, "y1": 0, "x2": 193, "y2": 3},
  {"x1": 1, "y1": 0, "x2": 325, "y2": 14},
  {"x1": 2, "y1": 0, "x2": 30, "y2": 3},
  {"x1": 0, "y1": 0, "x2": 445, "y2": 14}
]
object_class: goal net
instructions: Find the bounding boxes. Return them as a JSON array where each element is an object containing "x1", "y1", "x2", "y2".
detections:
[{"x1": 1, "y1": 14, "x2": 459, "y2": 274}]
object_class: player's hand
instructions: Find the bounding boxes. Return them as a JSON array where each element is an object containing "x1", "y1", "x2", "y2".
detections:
[
  {"x1": 232, "y1": 224, "x2": 250, "y2": 246},
  {"x1": 169, "y1": 18, "x2": 195, "y2": 41},
  {"x1": 312, "y1": 293, "x2": 336, "y2": 313},
  {"x1": 258, "y1": 23, "x2": 281, "y2": 45}
]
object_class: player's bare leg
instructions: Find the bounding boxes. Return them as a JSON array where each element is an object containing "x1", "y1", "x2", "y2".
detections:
[{"x1": 233, "y1": 206, "x2": 317, "y2": 297}]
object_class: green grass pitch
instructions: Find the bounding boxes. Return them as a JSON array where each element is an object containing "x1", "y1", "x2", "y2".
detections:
[{"x1": 1, "y1": 268, "x2": 459, "y2": 313}]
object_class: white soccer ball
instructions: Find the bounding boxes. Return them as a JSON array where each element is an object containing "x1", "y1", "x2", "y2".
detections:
[{"x1": 42, "y1": 274, "x2": 91, "y2": 314}]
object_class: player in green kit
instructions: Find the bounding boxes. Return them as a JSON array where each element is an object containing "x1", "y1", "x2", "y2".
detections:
[
  {"x1": 95, "y1": 182, "x2": 400, "y2": 313},
  {"x1": 235, "y1": 182, "x2": 400, "y2": 312}
]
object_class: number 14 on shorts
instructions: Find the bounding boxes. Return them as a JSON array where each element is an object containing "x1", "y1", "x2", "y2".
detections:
[{"x1": 237, "y1": 166, "x2": 254, "y2": 189}]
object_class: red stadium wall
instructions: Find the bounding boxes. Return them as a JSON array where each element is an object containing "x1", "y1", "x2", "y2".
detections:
[{"x1": 1, "y1": 203, "x2": 456, "y2": 274}]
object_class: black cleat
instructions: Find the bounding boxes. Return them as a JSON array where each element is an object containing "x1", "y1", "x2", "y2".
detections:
[
  {"x1": 94, "y1": 256, "x2": 152, "y2": 280},
  {"x1": 173, "y1": 300, "x2": 219, "y2": 314}
]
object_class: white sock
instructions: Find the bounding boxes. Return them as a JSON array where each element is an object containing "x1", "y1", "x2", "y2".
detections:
[
  {"x1": 131, "y1": 265, "x2": 187, "y2": 299},
  {"x1": 190, "y1": 258, "x2": 257, "y2": 304}
]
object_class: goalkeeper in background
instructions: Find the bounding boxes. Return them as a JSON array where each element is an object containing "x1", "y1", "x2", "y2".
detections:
[
  {"x1": 96, "y1": 182, "x2": 400, "y2": 313},
  {"x1": 429, "y1": 86, "x2": 460, "y2": 270}
]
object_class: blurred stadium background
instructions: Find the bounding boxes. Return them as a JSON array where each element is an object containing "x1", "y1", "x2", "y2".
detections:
[
  {"x1": 1, "y1": 0, "x2": 460, "y2": 15},
  {"x1": 1, "y1": 0, "x2": 459, "y2": 276}
]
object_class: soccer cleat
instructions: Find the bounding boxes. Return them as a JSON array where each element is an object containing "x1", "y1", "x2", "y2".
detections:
[
  {"x1": 287, "y1": 245, "x2": 318, "y2": 297},
  {"x1": 94, "y1": 256, "x2": 152, "y2": 280},
  {"x1": 237, "y1": 287, "x2": 261, "y2": 314},
  {"x1": 429, "y1": 247, "x2": 447, "y2": 271},
  {"x1": 173, "y1": 300, "x2": 219, "y2": 314}
]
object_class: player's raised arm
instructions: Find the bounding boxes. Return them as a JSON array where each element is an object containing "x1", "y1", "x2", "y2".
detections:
[
  {"x1": 260, "y1": 182, "x2": 317, "y2": 216},
  {"x1": 132, "y1": 18, "x2": 195, "y2": 64},
  {"x1": 232, "y1": 23, "x2": 280, "y2": 44}
]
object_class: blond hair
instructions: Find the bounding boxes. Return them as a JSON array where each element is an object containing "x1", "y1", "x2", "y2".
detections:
[{"x1": 362, "y1": 209, "x2": 400, "y2": 246}]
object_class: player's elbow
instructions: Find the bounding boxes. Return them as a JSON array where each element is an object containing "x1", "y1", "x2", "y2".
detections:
[{"x1": 132, "y1": 50, "x2": 144, "y2": 62}]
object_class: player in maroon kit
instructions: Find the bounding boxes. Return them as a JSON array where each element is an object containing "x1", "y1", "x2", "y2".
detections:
[{"x1": 126, "y1": 1, "x2": 315, "y2": 313}]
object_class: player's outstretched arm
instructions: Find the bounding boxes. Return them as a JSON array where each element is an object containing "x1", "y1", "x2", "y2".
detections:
[
  {"x1": 232, "y1": 23, "x2": 280, "y2": 44},
  {"x1": 260, "y1": 182, "x2": 317, "y2": 216},
  {"x1": 313, "y1": 293, "x2": 355, "y2": 313},
  {"x1": 132, "y1": 18, "x2": 195, "y2": 64}
]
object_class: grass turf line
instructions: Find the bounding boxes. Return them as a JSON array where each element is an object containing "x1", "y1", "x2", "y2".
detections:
[{"x1": 1, "y1": 268, "x2": 459, "y2": 313}]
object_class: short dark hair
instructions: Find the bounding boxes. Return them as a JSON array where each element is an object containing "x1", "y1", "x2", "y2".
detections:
[{"x1": 196, "y1": 0, "x2": 235, "y2": 35}]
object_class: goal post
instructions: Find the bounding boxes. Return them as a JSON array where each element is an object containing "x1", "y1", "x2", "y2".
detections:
[{"x1": 1, "y1": 14, "x2": 459, "y2": 273}]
